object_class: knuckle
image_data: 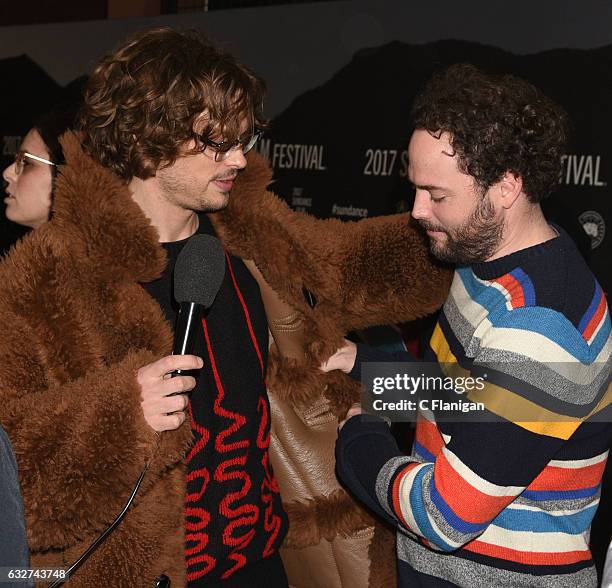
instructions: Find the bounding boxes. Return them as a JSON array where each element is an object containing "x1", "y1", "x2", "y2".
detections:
[
  {"x1": 177, "y1": 395, "x2": 189, "y2": 412},
  {"x1": 161, "y1": 355, "x2": 176, "y2": 371},
  {"x1": 173, "y1": 377, "x2": 187, "y2": 393}
]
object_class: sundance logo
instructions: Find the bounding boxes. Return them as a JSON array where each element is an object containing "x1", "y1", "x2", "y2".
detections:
[
  {"x1": 331, "y1": 204, "x2": 368, "y2": 218},
  {"x1": 579, "y1": 210, "x2": 606, "y2": 249}
]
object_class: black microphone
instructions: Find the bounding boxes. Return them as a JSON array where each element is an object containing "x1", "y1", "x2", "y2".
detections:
[{"x1": 172, "y1": 234, "x2": 226, "y2": 377}]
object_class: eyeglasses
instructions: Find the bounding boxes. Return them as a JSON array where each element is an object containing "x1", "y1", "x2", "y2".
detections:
[
  {"x1": 198, "y1": 131, "x2": 262, "y2": 162},
  {"x1": 14, "y1": 151, "x2": 56, "y2": 175}
]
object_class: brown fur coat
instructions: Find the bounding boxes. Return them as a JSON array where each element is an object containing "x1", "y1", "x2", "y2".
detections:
[
  {"x1": 0, "y1": 132, "x2": 451, "y2": 587},
  {"x1": 0, "y1": 133, "x2": 192, "y2": 587}
]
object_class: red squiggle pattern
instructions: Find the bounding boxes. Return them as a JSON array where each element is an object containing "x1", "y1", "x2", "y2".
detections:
[
  {"x1": 185, "y1": 254, "x2": 285, "y2": 581},
  {"x1": 257, "y1": 396, "x2": 283, "y2": 557},
  {"x1": 225, "y1": 254, "x2": 284, "y2": 562},
  {"x1": 185, "y1": 402, "x2": 215, "y2": 581},
  {"x1": 202, "y1": 315, "x2": 253, "y2": 577},
  {"x1": 201, "y1": 316, "x2": 249, "y2": 454}
]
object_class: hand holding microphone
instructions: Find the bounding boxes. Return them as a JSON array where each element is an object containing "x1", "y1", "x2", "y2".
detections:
[
  {"x1": 138, "y1": 355, "x2": 202, "y2": 432},
  {"x1": 139, "y1": 235, "x2": 226, "y2": 432}
]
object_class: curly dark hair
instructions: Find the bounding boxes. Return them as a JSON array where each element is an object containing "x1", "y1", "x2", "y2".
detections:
[
  {"x1": 80, "y1": 27, "x2": 266, "y2": 180},
  {"x1": 411, "y1": 63, "x2": 568, "y2": 203}
]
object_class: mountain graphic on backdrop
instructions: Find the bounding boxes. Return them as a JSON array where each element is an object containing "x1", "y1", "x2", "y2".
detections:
[
  {"x1": 266, "y1": 39, "x2": 612, "y2": 216},
  {"x1": 0, "y1": 42, "x2": 609, "y2": 289},
  {"x1": 0, "y1": 55, "x2": 64, "y2": 133}
]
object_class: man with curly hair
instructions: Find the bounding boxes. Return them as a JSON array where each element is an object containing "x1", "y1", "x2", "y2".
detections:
[
  {"x1": 327, "y1": 64, "x2": 611, "y2": 587},
  {"x1": 0, "y1": 27, "x2": 289, "y2": 587},
  {"x1": 83, "y1": 27, "x2": 290, "y2": 587}
]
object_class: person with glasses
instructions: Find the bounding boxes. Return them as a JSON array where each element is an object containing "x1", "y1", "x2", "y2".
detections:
[
  {"x1": 0, "y1": 27, "x2": 288, "y2": 588},
  {"x1": 2, "y1": 106, "x2": 77, "y2": 230},
  {"x1": 0, "y1": 106, "x2": 77, "y2": 585}
]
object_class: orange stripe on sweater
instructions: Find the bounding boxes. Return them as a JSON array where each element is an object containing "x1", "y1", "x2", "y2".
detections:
[
  {"x1": 528, "y1": 459, "x2": 607, "y2": 491},
  {"x1": 392, "y1": 462, "x2": 421, "y2": 528},
  {"x1": 415, "y1": 418, "x2": 445, "y2": 457},
  {"x1": 583, "y1": 293, "x2": 607, "y2": 342},
  {"x1": 465, "y1": 540, "x2": 591, "y2": 565},
  {"x1": 493, "y1": 274, "x2": 525, "y2": 309},
  {"x1": 434, "y1": 452, "x2": 516, "y2": 524}
]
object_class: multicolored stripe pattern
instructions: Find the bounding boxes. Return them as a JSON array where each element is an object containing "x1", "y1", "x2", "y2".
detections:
[{"x1": 374, "y1": 247, "x2": 611, "y2": 585}]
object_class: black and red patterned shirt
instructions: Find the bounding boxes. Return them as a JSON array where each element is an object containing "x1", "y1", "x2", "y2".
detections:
[{"x1": 143, "y1": 214, "x2": 288, "y2": 585}]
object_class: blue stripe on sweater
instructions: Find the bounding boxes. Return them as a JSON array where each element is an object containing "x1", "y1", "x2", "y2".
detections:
[
  {"x1": 408, "y1": 464, "x2": 455, "y2": 551},
  {"x1": 521, "y1": 485, "x2": 601, "y2": 502},
  {"x1": 457, "y1": 268, "x2": 609, "y2": 362},
  {"x1": 492, "y1": 503, "x2": 598, "y2": 534},
  {"x1": 509, "y1": 268, "x2": 536, "y2": 307},
  {"x1": 579, "y1": 281, "x2": 603, "y2": 334},
  {"x1": 429, "y1": 476, "x2": 489, "y2": 535},
  {"x1": 414, "y1": 441, "x2": 436, "y2": 463}
]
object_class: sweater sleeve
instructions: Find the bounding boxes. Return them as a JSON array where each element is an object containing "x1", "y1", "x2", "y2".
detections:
[
  {"x1": 335, "y1": 415, "x2": 419, "y2": 532},
  {"x1": 347, "y1": 343, "x2": 417, "y2": 381},
  {"x1": 0, "y1": 347, "x2": 192, "y2": 552},
  {"x1": 337, "y1": 307, "x2": 611, "y2": 552}
]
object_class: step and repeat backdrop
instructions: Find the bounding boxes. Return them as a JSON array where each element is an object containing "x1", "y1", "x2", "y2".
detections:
[
  {"x1": 261, "y1": 39, "x2": 611, "y2": 291},
  {"x1": 1, "y1": 1, "x2": 610, "y2": 292}
]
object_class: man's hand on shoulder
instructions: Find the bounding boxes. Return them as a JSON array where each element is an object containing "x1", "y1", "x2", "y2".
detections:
[
  {"x1": 137, "y1": 355, "x2": 203, "y2": 432},
  {"x1": 320, "y1": 339, "x2": 357, "y2": 374}
]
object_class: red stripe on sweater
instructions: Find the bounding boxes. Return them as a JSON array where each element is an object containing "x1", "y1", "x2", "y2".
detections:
[
  {"x1": 185, "y1": 532, "x2": 209, "y2": 556},
  {"x1": 415, "y1": 417, "x2": 445, "y2": 458},
  {"x1": 185, "y1": 402, "x2": 210, "y2": 463},
  {"x1": 185, "y1": 507, "x2": 210, "y2": 532},
  {"x1": 464, "y1": 540, "x2": 592, "y2": 565},
  {"x1": 493, "y1": 274, "x2": 525, "y2": 309},
  {"x1": 527, "y1": 459, "x2": 607, "y2": 491},
  {"x1": 186, "y1": 553, "x2": 217, "y2": 582},
  {"x1": 434, "y1": 451, "x2": 516, "y2": 523},
  {"x1": 222, "y1": 553, "x2": 248, "y2": 580},
  {"x1": 583, "y1": 293, "x2": 606, "y2": 342},
  {"x1": 186, "y1": 468, "x2": 210, "y2": 503}
]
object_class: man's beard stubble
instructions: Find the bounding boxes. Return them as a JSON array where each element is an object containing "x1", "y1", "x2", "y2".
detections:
[
  {"x1": 157, "y1": 170, "x2": 235, "y2": 213},
  {"x1": 419, "y1": 194, "x2": 504, "y2": 265}
]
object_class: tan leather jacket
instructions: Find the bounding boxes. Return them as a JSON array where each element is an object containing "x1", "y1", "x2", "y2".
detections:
[{"x1": 212, "y1": 153, "x2": 452, "y2": 587}]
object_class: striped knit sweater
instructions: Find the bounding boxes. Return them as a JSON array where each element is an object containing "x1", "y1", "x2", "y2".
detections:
[{"x1": 336, "y1": 227, "x2": 611, "y2": 587}]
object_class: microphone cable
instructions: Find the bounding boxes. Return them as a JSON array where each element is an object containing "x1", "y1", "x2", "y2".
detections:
[{"x1": 48, "y1": 438, "x2": 158, "y2": 588}]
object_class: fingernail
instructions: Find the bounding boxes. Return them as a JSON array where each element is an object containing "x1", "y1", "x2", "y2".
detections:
[{"x1": 197, "y1": 357, "x2": 204, "y2": 368}]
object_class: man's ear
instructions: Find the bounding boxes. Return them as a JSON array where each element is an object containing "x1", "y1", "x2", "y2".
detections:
[{"x1": 490, "y1": 171, "x2": 523, "y2": 210}]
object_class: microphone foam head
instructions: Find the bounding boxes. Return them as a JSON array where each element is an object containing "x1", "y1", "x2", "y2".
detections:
[{"x1": 174, "y1": 234, "x2": 226, "y2": 307}]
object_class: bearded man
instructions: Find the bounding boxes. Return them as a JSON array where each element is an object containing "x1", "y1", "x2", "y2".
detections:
[{"x1": 326, "y1": 64, "x2": 612, "y2": 588}]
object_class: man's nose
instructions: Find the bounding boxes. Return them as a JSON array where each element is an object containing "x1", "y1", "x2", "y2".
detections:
[
  {"x1": 411, "y1": 190, "x2": 431, "y2": 221},
  {"x1": 225, "y1": 147, "x2": 247, "y2": 170}
]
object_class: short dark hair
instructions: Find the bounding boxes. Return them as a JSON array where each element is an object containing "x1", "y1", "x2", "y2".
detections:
[
  {"x1": 80, "y1": 26, "x2": 267, "y2": 180},
  {"x1": 412, "y1": 63, "x2": 568, "y2": 203},
  {"x1": 33, "y1": 104, "x2": 79, "y2": 176}
]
